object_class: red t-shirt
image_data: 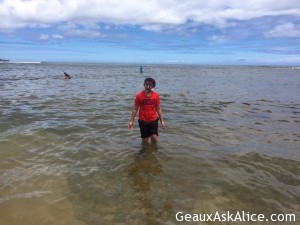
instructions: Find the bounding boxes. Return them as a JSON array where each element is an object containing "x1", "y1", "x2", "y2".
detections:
[{"x1": 135, "y1": 90, "x2": 160, "y2": 122}]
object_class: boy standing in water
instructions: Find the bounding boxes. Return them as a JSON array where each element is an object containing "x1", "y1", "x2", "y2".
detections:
[{"x1": 128, "y1": 78, "x2": 166, "y2": 144}]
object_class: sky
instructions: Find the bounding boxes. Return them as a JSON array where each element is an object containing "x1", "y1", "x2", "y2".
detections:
[{"x1": 0, "y1": 0, "x2": 300, "y2": 65}]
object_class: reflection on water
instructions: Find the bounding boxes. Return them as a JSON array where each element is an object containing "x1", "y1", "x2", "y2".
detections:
[
  {"x1": 128, "y1": 144, "x2": 172, "y2": 225},
  {"x1": 65, "y1": 144, "x2": 173, "y2": 225},
  {"x1": 0, "y1": 63, "x2": 299, "y2": 225}
]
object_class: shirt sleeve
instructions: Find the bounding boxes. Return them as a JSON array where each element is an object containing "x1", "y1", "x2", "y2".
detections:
[
  {"x1": 156, "y1": 94, "x2": 160, "y2": 107},
  {"x1": 134, "y1": 93, "x2": 140, "y2": 107}
]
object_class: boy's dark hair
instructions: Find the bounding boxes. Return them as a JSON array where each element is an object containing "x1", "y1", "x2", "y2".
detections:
[{"x1": 144, "y1": 77, "x2": 156, "y2": 87}]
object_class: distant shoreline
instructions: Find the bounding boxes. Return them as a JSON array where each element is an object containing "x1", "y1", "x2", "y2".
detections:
[
  {"x1": 0, "y1": 59, "x2": 299, "y2": 67},
  {"x1": 0, "y1": 59, "x2": 41, "y2": 64}
]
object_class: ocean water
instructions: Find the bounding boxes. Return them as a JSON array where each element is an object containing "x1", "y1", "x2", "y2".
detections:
[{"x1": 0, "y1": 63, "x2": 299, "y2": 225}]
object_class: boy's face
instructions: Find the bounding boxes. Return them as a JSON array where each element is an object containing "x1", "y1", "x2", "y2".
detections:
[{"x1": 144, "y1": 82, "x2": 153, "y2": 91}]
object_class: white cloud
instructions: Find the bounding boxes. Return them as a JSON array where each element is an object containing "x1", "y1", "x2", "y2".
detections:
[
  {"x1": 264, "y1": 23, "x2": 300, "y2": 38},
  {"x1": 39, "y1": 33, "x2": 64, "y2": 41},
  {"x1": 65, "y1": 29, "x2": 104, "y2": 39},
  {"x1": 37, "y1": 33, "x2": 66, "y2": 41},
  {"x1": 39, "y1": 34, "x2": 49, "y2": 40},
  {"x1": 207, "y1": 35, "x2": 227, "y2": 43},
  {"x1": 52, "y1": 34, "x2": 64, "y2": 39},
  {"x1": 57, "y1": 22, "x2": 105, "y2": 39},
  {"x1": 141, "y1": 24, "x2": 163, "y2": 32},
  {"x1": 0, "y1": 0, "x2": 300, "y2": 32}
]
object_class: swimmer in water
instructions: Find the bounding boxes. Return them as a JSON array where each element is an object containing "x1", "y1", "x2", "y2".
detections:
[{"x1": 64, "y1": 72, "x2": 71, "y2": 79}]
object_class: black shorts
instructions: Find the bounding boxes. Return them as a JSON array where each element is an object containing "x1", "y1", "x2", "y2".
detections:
[{"x1": 138, "y1": 118, "x2": 159, "y2": 139}]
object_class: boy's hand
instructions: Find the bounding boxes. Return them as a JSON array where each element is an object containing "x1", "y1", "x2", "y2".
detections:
[
  {"x1": 128, "y1": 121, "x2": 133, "y2": 130},
  {"x1": 161, "y1": 121, "x2": 166, "y2": 129}
]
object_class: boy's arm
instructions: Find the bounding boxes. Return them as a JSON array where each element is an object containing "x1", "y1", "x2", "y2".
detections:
[
  {"x1": 156, "y1": 106, "x2": 166, "y2": 129},
  {"x1": 128, "y1": 105, "x2": 139, "y2": 129}
]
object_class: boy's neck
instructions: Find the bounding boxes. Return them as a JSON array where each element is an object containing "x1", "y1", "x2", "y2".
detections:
[{"x1": 144, "y1": 89, "x2": 152, "y2": 95}]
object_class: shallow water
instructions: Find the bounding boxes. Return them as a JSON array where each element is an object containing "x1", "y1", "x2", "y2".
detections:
[{"x1": 0, "y1": 63, "x2": 299, "y2": 225}]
